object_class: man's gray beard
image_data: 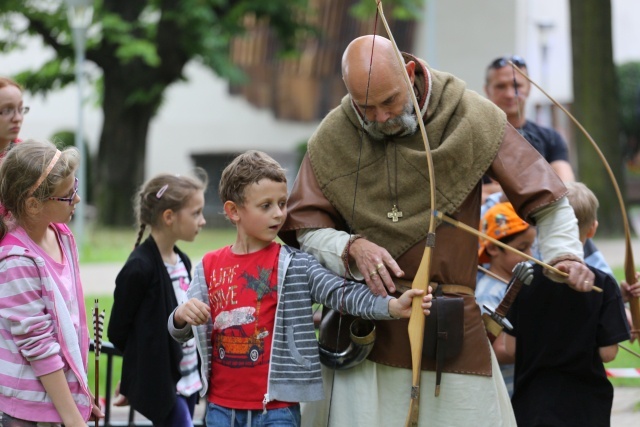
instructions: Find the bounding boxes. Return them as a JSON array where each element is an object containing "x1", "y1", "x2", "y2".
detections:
[{"x1": 363, "y1": 98, "x2": 418, "y2": 141}]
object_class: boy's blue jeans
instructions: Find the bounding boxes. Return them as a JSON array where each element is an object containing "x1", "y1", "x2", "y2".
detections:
[{"x1": 205, "y1": 403, "x2": 300, "y2": 427}]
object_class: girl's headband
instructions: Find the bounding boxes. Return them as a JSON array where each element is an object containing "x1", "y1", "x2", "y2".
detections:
[{"x1": 28, "y1": 150, "x2": 61, "y2": 196}]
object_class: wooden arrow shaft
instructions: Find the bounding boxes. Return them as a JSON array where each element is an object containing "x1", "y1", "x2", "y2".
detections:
[{"x1": 436, "y1": 211, "x2": 602, "y2": 292}]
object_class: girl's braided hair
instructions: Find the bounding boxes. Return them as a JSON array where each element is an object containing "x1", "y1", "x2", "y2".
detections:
[{"x1": 133, "y1": 167, "x2": 208, "y2": 247}]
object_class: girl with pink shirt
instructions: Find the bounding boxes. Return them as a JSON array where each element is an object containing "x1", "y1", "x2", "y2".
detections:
[{"x1": 0, "y1": 139, "x2": 102, "y2": 426}]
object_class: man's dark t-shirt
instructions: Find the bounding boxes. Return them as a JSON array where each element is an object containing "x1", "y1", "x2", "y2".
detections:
[
  {"x1": 482, "y1": 121, "x2": 569, "y2": 185},
  {"x1": 519, "y1": 120, "x2": 569, "y2": 164}
]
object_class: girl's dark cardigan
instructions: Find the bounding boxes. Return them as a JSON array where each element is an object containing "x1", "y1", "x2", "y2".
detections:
[{"x1": 108, "y1": 236, "x2": 192, "y2": 423}]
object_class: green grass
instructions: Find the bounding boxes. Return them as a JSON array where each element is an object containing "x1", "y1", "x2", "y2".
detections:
[
  {"x1": 608, "y1": 341, "x2": 640, "y2": 387},
  {"x1": 79, "y1": 226, "x2": 238, "y2": 263},
  {"x1": 605, "y1": 266, "x2": 640, "y2": 387},
  {"x1": 86, "y1": 294, "x2": 116, "y2": 397}
]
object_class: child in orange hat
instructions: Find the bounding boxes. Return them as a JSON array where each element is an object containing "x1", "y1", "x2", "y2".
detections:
[{"x1": 476, "y1": 201, "x2": 536, "y2": 396}]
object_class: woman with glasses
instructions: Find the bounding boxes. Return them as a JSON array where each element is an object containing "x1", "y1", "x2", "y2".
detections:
[{"x1": 0, "y1": 77, "x2": 29, "y2": 159}]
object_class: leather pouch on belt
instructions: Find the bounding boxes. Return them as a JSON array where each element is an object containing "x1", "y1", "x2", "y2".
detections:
[{"x1": 422, "y1": 285, "x2": 464, "y2": 396}]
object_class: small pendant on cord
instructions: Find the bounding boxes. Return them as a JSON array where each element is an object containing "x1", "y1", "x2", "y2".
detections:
[{"x1": 387, "y1": 205, "x2": 403, "y2": 222}]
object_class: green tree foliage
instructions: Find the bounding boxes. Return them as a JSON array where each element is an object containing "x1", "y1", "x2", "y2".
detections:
[
  {"x1": 1, "y1": 0, "x2": 420, "y2": 226},
  {"x1": 1, "y1": 0, "x2": 315, "y2": 225}
]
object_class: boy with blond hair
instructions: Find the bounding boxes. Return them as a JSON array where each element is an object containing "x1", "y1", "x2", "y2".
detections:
[{"x1": 503, "y1": 181, "x2": 630, "y2": 427}]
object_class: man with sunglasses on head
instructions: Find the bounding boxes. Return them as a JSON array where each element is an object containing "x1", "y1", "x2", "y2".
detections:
[
  {"x1": 482, "y1": 56, "x2": 624, "y2": 350},
  {"x1": 484, "y1": 56, "x2": 575, "y2": 182},
  {"x1": 482, "y1": 56, "x2": 613, "y2": 273}
]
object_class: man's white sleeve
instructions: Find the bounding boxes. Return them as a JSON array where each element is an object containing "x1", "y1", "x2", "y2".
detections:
[
  {"x1": 296, "y1": 228, "x2": 351, "y2": 276},
  {"x1": 532, "y1": 196, "x2": 584, "y2": 263}
]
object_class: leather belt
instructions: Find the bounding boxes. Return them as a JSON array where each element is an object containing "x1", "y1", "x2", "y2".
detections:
[{"x1": 395, "y1": 279, "x2": 474, "y2": 296}]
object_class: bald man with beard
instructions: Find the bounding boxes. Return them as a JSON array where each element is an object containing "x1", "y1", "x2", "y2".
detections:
[{"x1": 279, "y1": 35, "x2": 594, "y2": 427}]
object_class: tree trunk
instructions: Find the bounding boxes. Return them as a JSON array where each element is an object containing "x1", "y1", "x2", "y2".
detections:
[
  {"x1": 569, "y1": 0, "x2": 624, "y2": 236},
  {"x1": 96, "y1": 70, "x2": 157, "y2": 226}
]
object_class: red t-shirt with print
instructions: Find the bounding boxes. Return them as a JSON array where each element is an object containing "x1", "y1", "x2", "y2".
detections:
[{"x1": 202, "y1": 242, "x2": 292, "y2": 410}]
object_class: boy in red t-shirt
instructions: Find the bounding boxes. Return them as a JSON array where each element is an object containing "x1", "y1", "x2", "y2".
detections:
[{"x1": 169, "y1": 150, "x2": 432, "y2": 426}]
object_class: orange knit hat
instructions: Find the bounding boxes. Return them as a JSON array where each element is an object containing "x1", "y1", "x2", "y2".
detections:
[{"x1": 478, "y1": 202, "x2": 530, "y2": 264}]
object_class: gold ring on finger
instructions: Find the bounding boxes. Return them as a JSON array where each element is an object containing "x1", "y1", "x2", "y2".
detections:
[
  {"x1": 370, "y1": 270, "x2": 379, "y2": 278},
  {"x1": 376, "y1": 263, "x2": 385, "y2": 271}
]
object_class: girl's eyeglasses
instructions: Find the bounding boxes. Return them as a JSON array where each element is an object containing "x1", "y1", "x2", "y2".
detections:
[
  {"x1": 0, "y1": 106, "x2": 30, "y2": 119},
  {"x1": 48, "y1": 177, "x2": 79, "y2": 205}
]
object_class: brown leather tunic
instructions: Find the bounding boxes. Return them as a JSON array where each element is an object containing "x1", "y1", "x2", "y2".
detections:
[{"x1": 280, "y1": 124, "x2": 567, "y2": 377}]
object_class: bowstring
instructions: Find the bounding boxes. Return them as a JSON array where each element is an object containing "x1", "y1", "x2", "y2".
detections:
[{"x1": 326, "y1": 9, "x2": 381, "y2": 425}]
